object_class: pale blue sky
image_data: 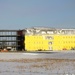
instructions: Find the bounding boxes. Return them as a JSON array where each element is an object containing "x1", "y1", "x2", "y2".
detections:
[{"x1": 0, "y1": 0, "x2": 75, "y2": 29}]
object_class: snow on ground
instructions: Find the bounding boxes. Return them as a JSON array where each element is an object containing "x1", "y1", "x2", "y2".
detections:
[{"x1": 0, "y1": 51, "x2": 75, "y2": 75}]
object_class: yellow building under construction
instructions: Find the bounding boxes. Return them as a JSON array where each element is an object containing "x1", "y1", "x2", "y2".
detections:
[{"x1": 24, "y1": 27, "x2": 75, "y2": 51}]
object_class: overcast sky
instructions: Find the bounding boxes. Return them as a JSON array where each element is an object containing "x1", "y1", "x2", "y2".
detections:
[{"x1": 0, "y1": 0, "x2": 75, "y2": 29}]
